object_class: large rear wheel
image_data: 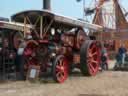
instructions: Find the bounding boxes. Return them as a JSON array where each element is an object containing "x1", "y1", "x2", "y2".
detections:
[
  {"x1": 53, "y1": 55, "x2": 69, "y2": 83},
  {"x1": 80, "y1": 40, "x2": 100, "y2": 76}
]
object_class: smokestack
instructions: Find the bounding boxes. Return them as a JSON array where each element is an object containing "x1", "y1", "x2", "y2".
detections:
[{"x1": 43, "y1": 0, "x2": 51, "y2": 10}]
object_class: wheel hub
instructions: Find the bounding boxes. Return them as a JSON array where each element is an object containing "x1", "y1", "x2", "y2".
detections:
[{"x1": 60, "y1": 66, "x2": 64, "y2": 70}]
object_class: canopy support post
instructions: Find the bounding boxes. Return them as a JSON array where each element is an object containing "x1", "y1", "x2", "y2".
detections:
[
  {"x1": 24, "y1": 16, "x2": 27, "y2": 38},
  {"x1": 40, "y1": 16, "x2": 43, "y2": 39}
]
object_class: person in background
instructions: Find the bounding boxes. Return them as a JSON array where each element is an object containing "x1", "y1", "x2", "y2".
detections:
[
  {"x1": 101, "y1": 47, "x2": 109, "y2": 70},
  {"x1": 118, "y1": 44, "x2": 127, "y2": 66}
]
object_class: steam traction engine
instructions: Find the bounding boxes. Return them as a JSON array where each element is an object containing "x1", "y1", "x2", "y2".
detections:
[{"x1": 11, "y1": 10, "x2": 102, "y2": 83}]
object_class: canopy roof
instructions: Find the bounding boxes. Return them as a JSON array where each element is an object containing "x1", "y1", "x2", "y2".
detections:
[{"x1": 11, "y1": 10, "x2": 103, "y2": 31}]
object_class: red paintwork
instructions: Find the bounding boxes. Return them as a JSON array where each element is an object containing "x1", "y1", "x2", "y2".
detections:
[{"x1": 39, "y1": 39, "x2": 49, "y2": 44}]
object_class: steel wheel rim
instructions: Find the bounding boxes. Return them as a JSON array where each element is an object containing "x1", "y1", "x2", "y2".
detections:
[
  {"x1": 55, "y1": 57, "x2": 68, "y2": 83},
  {"x1": 87, "y1": 42, "x2": 100, "y2": 75}
]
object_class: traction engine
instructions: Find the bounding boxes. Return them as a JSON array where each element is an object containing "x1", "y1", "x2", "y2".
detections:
[{"x1": 11, "y1": 10, "x2": 101, "y2": 83}]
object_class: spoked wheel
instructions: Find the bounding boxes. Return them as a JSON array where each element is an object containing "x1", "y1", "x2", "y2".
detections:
[
  {"x1": 53, "y1": 55, "x2": 69, "y2": 83},
  {"x1": 80, "y1": 40, "x2": 100, "y2": 76}
]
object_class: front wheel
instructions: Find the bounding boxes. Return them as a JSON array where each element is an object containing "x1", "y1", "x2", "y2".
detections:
[{"x1": 52, "y1": 55, "x2": 69, "y2": 83}]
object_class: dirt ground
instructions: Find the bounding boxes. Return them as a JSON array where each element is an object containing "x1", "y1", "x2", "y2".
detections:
[{"x1": 0, "y1": 61, "x2": 128, "y2": 96}]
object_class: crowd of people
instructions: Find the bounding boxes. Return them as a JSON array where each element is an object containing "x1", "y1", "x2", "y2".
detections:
[{"x1": 100, "y1": 43, "x2": 128, "y2": 70}]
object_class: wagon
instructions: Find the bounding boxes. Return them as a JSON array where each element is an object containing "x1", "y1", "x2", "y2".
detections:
[{"x1": 11, "y1": 10, "x2": 103, "y2": 83}]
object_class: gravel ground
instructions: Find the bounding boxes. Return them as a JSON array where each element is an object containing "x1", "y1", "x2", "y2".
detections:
[
  {"x1": 0, "y1": 60, "x2": 128, "y2": 96},
  {"x1": 0, "y1": 71, "x2": 128, "y2": 96}
]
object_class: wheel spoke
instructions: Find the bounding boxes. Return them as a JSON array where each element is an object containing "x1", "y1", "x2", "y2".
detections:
[
  {"x1": 92, "y1": 52, "x2": 97, "y2": 56},
  {"x1": 92, "y1": 59, "x2": 98, "y2": 64},
  {"x1": 60, "y1": 72, "x2": 65, "y2": 79},
  {"x1": 88, "y1": 49, "x2": 97, "y2": 58},
  {"x1": 60, "y1": 59, "x2": 63, "y2": 66},
  {"x1": 56, "y1": 65, "x2": 61, "y2": 72},
  {"x1": 89, "y1": 63, "x2": 95, "y2": 73}
]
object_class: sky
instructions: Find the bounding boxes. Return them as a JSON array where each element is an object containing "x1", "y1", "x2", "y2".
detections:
[{"x1": 0, "y1": 0, "x2": 128, "y2": 20}]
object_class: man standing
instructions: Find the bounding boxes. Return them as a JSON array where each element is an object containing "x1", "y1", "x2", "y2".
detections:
[{"x1": 118, "y1": 44, "x2": 127, "y2": 66}]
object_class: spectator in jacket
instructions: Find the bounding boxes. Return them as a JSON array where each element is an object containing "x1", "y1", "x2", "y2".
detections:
[{"x1": 118, "y1": 44, "x2": 127, "y2": 66}]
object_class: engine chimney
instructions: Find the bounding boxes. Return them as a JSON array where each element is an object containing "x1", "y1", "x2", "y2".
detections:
[{"x1": 43, "y1": 0, "x2": 51, "y2": 10}]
